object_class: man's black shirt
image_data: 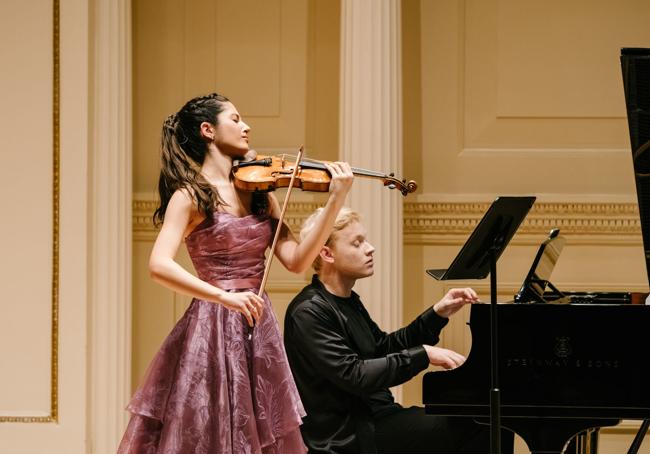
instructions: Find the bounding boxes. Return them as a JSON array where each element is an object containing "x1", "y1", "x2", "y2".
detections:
[{"x1": 284, "y1": 275, "x2": 449, "y2": 454}]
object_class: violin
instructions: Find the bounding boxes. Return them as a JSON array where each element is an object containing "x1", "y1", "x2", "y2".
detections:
[{"x1": 232, "y1": 153, "x2": 417, "y2": 196}]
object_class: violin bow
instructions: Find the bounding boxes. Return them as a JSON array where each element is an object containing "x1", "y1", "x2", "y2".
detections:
[{"x1": 249, "y1": 146, "x2": 304, "y2": 338}]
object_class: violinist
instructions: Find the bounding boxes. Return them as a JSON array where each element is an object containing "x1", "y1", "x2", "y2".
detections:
[
  {"x1": 118, "y1": 92, "x2": 353, "y2": 454},
  {"x1": 284, "y1": 207, "x2": 514, "y2": 454}
]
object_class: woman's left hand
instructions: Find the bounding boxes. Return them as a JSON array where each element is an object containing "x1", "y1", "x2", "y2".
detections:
[{"x1": 324, "y1": 161, "x2": 354, "y2": 200}]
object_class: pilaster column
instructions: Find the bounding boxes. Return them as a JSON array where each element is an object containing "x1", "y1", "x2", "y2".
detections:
[
  {"x1": 339, "y1": 0, "x2": 403, "y2": 333},
  {"x1": 89, "y1": 0, "x2": 132, "y2": 451}
]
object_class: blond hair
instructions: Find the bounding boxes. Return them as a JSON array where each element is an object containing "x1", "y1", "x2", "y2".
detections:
[{"x1": 300, "y1": 207, "x2": 360, "y2": 272}]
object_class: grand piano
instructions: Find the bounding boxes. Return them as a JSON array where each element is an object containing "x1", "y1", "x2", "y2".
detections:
[{"x1": 422, "y1": 48, "x2": 650, "y2": 454}]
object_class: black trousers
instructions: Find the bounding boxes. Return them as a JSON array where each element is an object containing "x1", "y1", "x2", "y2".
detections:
[{"x1": 374, "y1": 406, "x2": 514, "y2": 454}]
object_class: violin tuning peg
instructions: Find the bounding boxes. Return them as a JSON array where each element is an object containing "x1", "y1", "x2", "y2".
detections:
[
  {"x1": 402, "y1": 179, "x2": 406, "y2": 183},
  {"x1": 389, "y1": 172, "x2": 395, "y2": 177}
]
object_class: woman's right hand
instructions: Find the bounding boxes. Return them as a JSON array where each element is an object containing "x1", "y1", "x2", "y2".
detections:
[
  {"x1": 324, "y1": 161, "x2": 354, "y2": 199},
  {"x1": 218, "y1": 291, "x2": 265, "y2": 327}
]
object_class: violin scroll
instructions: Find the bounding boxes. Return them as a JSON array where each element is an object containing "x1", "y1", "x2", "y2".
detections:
[{"x1": 382, "y1": 174, "x2": 418, "y2": 196}]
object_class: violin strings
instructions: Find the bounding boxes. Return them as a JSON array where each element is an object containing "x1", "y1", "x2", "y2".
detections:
[{"x1": 279, "y1": 154, "x2": 389, "y2": 179}]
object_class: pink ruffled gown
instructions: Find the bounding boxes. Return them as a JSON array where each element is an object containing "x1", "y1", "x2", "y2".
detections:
[{"x1": 118, "y1": 212, "x2": 307, "y2": 454}]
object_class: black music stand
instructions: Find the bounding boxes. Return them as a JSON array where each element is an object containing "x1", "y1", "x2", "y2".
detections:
[{"x1": 427, "y1": 196, "x2": 536, "y2": 454}]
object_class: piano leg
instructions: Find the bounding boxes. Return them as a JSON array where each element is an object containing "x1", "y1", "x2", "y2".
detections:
[
  {"x1": 627, "y1": 419, "x2": 650, "y2": 454},
  {"x1": 566, "y1": 428, "x2": 600, "y2": 454},
  {"x1": 567, "y1": 419, "x2": 650, "y2": 454},
  {"x1": 495, "y1": 418, "x2": 619, "y2": 454},
  {"x1": 588, "y1": 429, "x2": 599, "y2": 454}
]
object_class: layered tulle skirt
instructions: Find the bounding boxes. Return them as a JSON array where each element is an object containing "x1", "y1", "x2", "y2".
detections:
[{"x1": 118, "y1": 294, "x2": 306, "y2": 454}]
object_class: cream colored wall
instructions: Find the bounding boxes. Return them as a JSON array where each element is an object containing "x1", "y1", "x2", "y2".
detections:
[
  {"x1": 400, "y1": 0, "x2": 650, "y2": 452},
  {"x1": 133, "y1": 0, "x2": 339, "y2": 197},
  {"x1": 0, "y1": 0, "x2": 90, "y2": 451},
  {"x1": 131, "y1": 0, "x2": 650, "y2": 452},
  {"x1": 0, "y1": 0, "x2": 56, "y2": 418},
  {"x1": 1, "y1": 0, "x2": 132, "y2": 452},
  {"x1": 413, "y1": 0, "x2": 643, "y2": 196}
]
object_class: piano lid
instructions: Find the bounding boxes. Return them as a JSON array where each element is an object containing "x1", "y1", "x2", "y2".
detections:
[{"x1": 621, "y1": 48, "x2": 650, "y2": 284}]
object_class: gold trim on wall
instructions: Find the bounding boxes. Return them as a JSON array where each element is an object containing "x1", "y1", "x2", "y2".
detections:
[
  {"x1": 50, "y1": 0, "x2": 59, "y2": 423},
  {"x1": 134, "y1": 198, "x2": 642, "y2": 245},
  {"x1": 404, "y1": 201, "x2": 641, "y2": 245},
  {"x1": 0, "y1": 0, "x2": 60, "y2": 424}
]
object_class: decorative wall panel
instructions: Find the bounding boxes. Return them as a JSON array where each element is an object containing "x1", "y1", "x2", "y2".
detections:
[{"x1": 0, "y1": 0, "x2": 58, "y2": 423}]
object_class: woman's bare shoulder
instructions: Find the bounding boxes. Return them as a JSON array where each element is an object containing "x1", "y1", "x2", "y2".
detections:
[{"x1": 165, "y1": 188, "x2": 205, "y2": 233}]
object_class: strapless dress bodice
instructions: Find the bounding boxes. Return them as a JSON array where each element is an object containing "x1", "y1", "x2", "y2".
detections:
[{"x1": 185, "y1": 212, "x2": 275, "y2": 289}]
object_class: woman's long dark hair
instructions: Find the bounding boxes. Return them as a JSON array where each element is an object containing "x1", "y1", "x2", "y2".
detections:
[{"x1": 153, "y1": 93, "x2": 266, "y2": 226}]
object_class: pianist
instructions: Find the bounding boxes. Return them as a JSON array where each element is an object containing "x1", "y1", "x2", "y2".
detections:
[{"x1": 284, "y1": 207, "x2": 513, "y2": 454}]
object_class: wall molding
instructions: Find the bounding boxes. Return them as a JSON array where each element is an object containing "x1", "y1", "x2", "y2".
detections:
[
  {"x1": 403, "y1": 200, "x2": 641, "y2": 245},
  {"x1": 134, "y1": 197, "x2": 642, "y2": 245},
  {"x1": 0, "y1": 0, "x2": 61, "y2": 425}
]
